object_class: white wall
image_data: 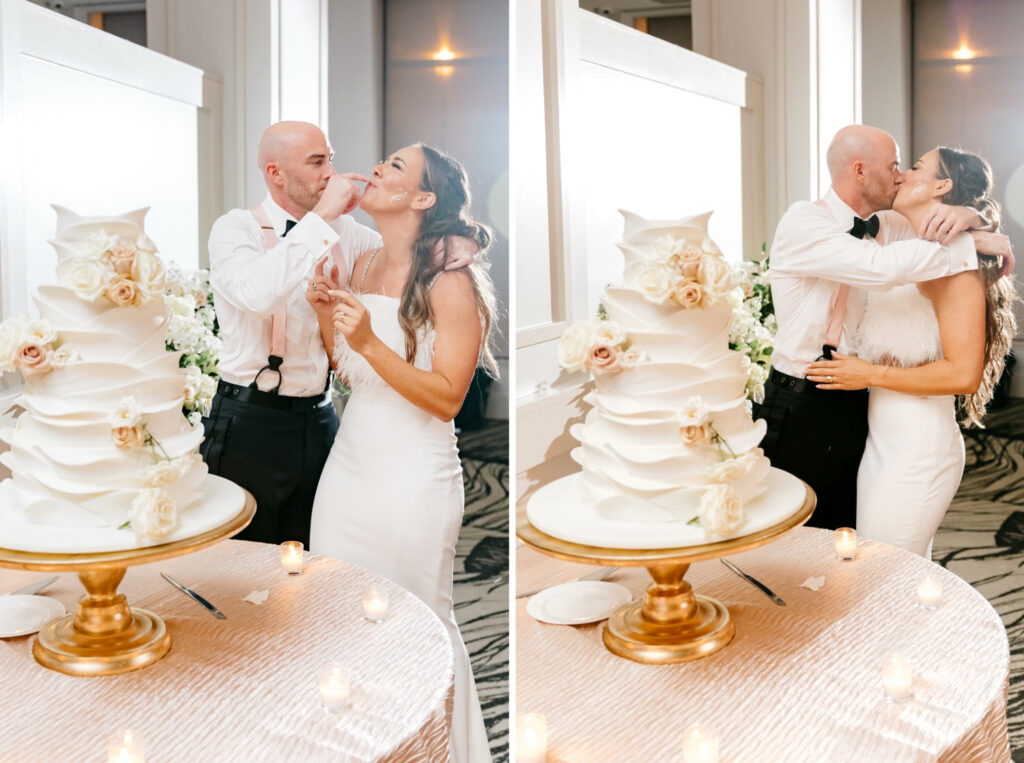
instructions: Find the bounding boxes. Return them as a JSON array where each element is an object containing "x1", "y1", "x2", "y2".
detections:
[{"x1": 861, "y1": 0, "x2": 911, "y2": 164}]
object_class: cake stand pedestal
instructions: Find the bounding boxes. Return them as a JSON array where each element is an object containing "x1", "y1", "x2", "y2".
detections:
[
  {"x1": 0, "y1": 491, "x2": 255, "y2": 676},
  {"x1": 517, "y1": 481, "x2": 815, "y2": 664}
]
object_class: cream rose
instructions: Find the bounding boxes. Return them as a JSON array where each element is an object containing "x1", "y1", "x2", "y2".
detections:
[
  {"x1": 63, "y1": 256, "x2": 110, "y2": 301},
  {"x1": 13, "y1": 342, "x2": 52, "y2": 373},
  {"x1": 698, "y1": 484, "x2": 744, "y2": 537},
  {"x1": 109, "y1": 396, "x2": 143, "y2": 428},
  {"x1": 698, "y1": 254, "x2": 734, "y2": 297},
  {"x1": 106, "y1": 275, "x2": 139, "y2": 307},
  {"x1": 22, "y1": 318, "x2": 58, "y2": 346},
  {"x1": 680, "y1": 423, "x2": 713, "y2": 446},
  {"x1": 48, "y1": 346, "x2": 78, "y2": 369},
  {"x1": 558, "y1": 320, "x2": 595, "y2": 372},
  {"x1": 585, "y1": 344, "x2": 623, "y2": 375},
  {"x1": 111, "y1": 425, "x2": 144, "y2": 449},
  {"x1": 626, "y1": 260, "x2": 676, "y2": 304},
  {"x1": 110, "y1": 240, "x2": 137, "y2": 275},
  {"x1": 679, "y1": 396, "x2": 709, "y2": 427},
  {"x1": 707, "y1": 458, "x2": 749, "y2": 483},
  {"x1": 620, "y1": 347, "x2": 648, "y2": 368},
  {"x1": 132, "y1": 250, "x2": 167, "y2": 301},
  {"x1": 0, "y1": 321, "x2": 22, "y2": 372},
  {"x1": 672, "y1": 282, "x2": 706, "y2": 309},
  {"x1": 669, "y1": 244, "x2": 704, "y2": 279},
  {"x1": 182, "y1": 365, "x2": 202, "y2": 405},
  {"x1": 593, "y1": 319, "x2": 626, "y2": 348},
  {"x1": 143, "y1": 458, "x2": 187, "y2": 488},
  {"x1": 129, "y1": 489, "x2": 178, "y2": 540}
]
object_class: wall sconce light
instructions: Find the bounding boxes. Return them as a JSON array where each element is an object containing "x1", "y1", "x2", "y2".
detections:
[
  {"x1": 432, "y1": 44, "x2": 457, "y2": 61},
  {"x1": 953, "y1": 43, "x2": 975, "y2": 60}
]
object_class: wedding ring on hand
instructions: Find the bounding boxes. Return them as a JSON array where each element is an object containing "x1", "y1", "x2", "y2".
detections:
[{"x1": 827, "y1": 375, "x2": 834, "y2": 383}]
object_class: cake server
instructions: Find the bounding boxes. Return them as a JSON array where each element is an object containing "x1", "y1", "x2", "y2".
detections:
[
  {"x1": 160, "y1": 573, "x2": 226, "y2": 619},
  {"x1": 6, "y1": 576, "x2": 58, "y2": 596},
  {"x1": 721, "y1": 559, "x2": 786, "y2": 606},
  {"x1": 516, "y1": 566, "x2": 617, "y2": 599}
]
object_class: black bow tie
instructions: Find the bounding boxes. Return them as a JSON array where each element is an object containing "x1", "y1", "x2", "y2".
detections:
[
  {"x1": 849, "y1": 215, "x2": 880, "y2": 239},
  {"x1": 283, "y1": 219, "x2": 297, "y2": 237}
]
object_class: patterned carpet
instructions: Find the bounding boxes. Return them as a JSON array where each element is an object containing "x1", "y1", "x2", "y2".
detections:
[
  {"x1": 933, "y1": 399, "x2": 1024, "y2": 759},
  {"x1": 456, "y1": 420, "x2": 510, "y2": 762}
]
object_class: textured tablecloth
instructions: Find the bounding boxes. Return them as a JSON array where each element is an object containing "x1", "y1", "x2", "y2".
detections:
[
  {"x1": 517, "y1": 526, "x2": 1011, "y2": 762},
  {"x1": 0, "y1": 540, "x2": 454, "y2": 762}
]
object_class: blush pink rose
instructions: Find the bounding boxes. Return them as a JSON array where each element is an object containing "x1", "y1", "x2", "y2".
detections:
[
  {"x1": 680, "y1": 423, "x2": 713, "y2": 446},
  {"x1": 111, "y1": 425, "x2": 144, "y2": 449},
  {"x1": 13, "y1": 343, "x2": 52, "y2": 373},
  {"x1": 109, "y1": 241, "x2": 137, "y2": 275},
  {"x1": 672, "y1": 282, "x2": 706, "y2": 309},
  {"x1": 106, "y1": 275, "x2": 139, "y2": 307},
  {"x1": 584, "y1": 344, "x2": 623, "y2": 374}
]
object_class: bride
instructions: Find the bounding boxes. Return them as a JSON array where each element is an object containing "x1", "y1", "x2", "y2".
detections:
[
  {"x1": 307, "y1": 144, "x2": 497, "y2": 762},
  {"x1": 806, "y1": 146, "x2": 1017, "y2": 558}
]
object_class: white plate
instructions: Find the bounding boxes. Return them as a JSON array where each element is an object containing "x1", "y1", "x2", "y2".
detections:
[
  {"x1": 0, "y1": 595, "x2": 66, "y2": 638},
  {"x1": 526, "y1": 581, "x2": 632, "y2": 625}
]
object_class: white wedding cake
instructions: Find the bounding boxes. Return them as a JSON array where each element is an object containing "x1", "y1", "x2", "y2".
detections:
[
  {"x1": 0, "y1": 207, "x2": 241, "y2": 553},
  {"x1": 528, "y1": 211, "x2": 803, "y2": 548}
]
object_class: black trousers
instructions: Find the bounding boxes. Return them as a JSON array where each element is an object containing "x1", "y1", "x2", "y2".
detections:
[
  {"x1": 753, "y1": 371, "x2": 869, "y2": 530},
  {"x1": 200, "y1": 393, "x2": 339, "y2": 547}
]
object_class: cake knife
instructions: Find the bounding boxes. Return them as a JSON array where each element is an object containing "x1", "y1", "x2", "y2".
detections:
[
  {"x1": 7, "y1": 575, "x2": 58, "y2": 596},
  {"x1": 160, "y1": 573, "x2": 226, "y2": 619},
  {"x1": 720, "y1": 559, "x2": 786, "y2": 606}
]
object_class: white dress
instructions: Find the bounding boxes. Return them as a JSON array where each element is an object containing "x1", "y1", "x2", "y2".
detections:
[
  {"x1": 309, "y1": 290, "x2": 491, "y2": 763},
  {"x1": 855, "y1": 284, "x2": 965, "y2": 558}
]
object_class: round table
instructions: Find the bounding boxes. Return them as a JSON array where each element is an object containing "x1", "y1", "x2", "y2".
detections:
[
  {"x1": 517, "y1": 526, "x2": 1010, "y2": 762},
  {"x1": 0, "y1": 540, "x2": 454, "y2": 762}
]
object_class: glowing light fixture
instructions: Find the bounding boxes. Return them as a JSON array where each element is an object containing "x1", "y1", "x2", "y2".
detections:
[
  {"x1": 432, "y1": 45, "x2": 457, "y2": 61},
  {"x1": 953, "y1": 43, "x2": 975, "y2": 60},
  {"x1": 955, "y1": 64, "x2": 973, "y2": 74}
]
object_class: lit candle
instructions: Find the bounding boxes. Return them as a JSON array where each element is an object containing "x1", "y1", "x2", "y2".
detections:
[
  {"x1": 682, "y1": 724, "x2": 719, "y2": 763},
  {"x1": 916, "y1": 575, "x2": 942, "y2": 609},
  {"x1": 318, "y1": 663, "x2": 350, "y2": 712},
  {"x1": 107, "y1": 730, "x2": 144, "y2": 763},
  {"x1": 881, "y1": 653, "x2": 913, "y2": 703},
  {"x1": 362, "y1": 586, "x2": 389, "y2": 623},
  {"x1": 516, "y1": 713, "x2": 547, "y2": 763},
  {"x1": 834, "y1": 527, "x2": 857, "y2": 561},
  {"x1": 280, "y1": 541, "x2": 303, "y2": 574}
]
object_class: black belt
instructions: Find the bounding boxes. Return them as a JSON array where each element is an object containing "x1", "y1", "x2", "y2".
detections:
[
  {"x1": 767, "y1": 368, "x2": 867, "y2": 399},
  {"x1": 216, "y1": 380, "x2": 331, "y2": 412}
]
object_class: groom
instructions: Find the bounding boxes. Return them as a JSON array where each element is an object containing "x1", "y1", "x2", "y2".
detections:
[{"x1": 757, "y1": 124, "x2": 1011, "y2": 530}]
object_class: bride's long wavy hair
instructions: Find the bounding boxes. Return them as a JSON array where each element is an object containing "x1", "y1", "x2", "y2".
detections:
[
  {"x1": 936, "y1": 146, "x2": 1017, "y2": 427},
  {"x1": 398, "y1": 144, "x2": 498, "y2": 376}
]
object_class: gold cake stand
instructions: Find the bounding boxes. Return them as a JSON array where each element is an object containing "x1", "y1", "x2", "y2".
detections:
[
  {"x1": 517, "y1": 481, "x2": 815, "y2": 664},
  {"x1": 0, "y1": 490, "x2": 255, "y2": 677}
]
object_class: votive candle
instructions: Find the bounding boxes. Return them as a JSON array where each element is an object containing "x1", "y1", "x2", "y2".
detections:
[
  {"x1": 916, "y1": 575, "x2": 942, "y2": 609},
  {"x1": 362, "y1": 586, "x2": 389, "y2": 622},
  {"x1": 280, "y1": 541, "x2": 303, "y2": 574},
  {"x1": 516, "y1": 713, "x2": 547, "y2": 763},
  {"x1": 107, "y1": 730, "x2": 144, "y2": 763},
  {"x1": 834, "y1": 527, "x2": 857, "y2": 560},
  {"x1": 318, "y1": 662, "x2": 350, "y2": 712},
  {"x1": 881, "y1": 653, "x2": 913, "y2": 703},
  {"x1": 682, "y1": 724, "x2": 719, "y2": 763}
]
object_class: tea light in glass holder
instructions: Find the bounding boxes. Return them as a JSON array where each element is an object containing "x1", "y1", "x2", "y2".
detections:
[
  {"x1": 834, "y1": 527, "x2": 857, "y2": 560},
  {"x1": 682, "y1": 724, "x2": 719, "y2": 763},
  {"x1": 515, "y1": 713, "x2": 548, "y2": 763},
  {"x1": 318, "y1": 662, "x2": 351, "y2": 712},
  {"x1": 108, "y1": 729, "x2": 145, "y2": 763},
  {"x1": 280, "y1": 541, "x2": 303, "y2": 574},
  {"x1": 881, "y1": 653, "x2": 913, "y2": 703},
  {"x1": 362, "y1": 586, "x2": 389, "y2": 622},
  {"x1": 916, "y1": 574, "x2": 942, "y2": 609}
]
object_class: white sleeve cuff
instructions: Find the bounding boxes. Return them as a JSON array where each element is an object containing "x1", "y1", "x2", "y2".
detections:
[{"x1": 289, "y1": 212, "x2": 340, "y2": 257}]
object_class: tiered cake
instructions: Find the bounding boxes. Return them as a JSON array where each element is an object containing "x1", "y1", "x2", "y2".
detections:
[
  {"x1": 528, "y1": 210, "x2": 803, "y2": 548},
  {"x1": 0, "y1": 207, "x2": 242, "y2": 553}
]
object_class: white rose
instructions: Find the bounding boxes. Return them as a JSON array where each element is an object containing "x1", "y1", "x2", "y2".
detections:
[
  {"x1": 187, "y1": 411, "x2": 203, "y2": 427},
  {"x1": 164, "y1": 294, "x2": 195, "y2": 318},
  {"x1": 0, "y1": 320, "x2": 23, "y2": 372},
  {"x1": 84, "y1": 230, "x2": 118, "y2": 260},
  {"x1": 182, "y1": 365, "x2": 202, "y2": 404},
  {"x1": 22, "y1": 318, "x2": 58, "y2": 346},
  {"x1": 198, "y1": 373, "x2": 218, "y2": 404},
  {"x1": 593, "y1": 320, "x2": 626, "y2": 348},
  {"x1": 625, "y1": 260, "x2": 676, "y2": 304},
  {"x1": 652, "y1": 234, "x2": 679, "y2": 262},
  {"x1": 129, "y1": 488, "x2": 178, "y2": 540},
  {"x1": 698, "y1": 254, "x2": 734, "y2": 297},
  {"x1": 132, "y1": 249, "x2": 167, "y2": 302},
  {"x1": 61, "y1": 256, "x2": 111, "y2": 302},
  {"x1": 559, "y1": 320, "x2": 595, "y2": 372},
  {"x1": 109, "y1": 396, "x2": 143, "y2": 428},
  {"x1": 679, "y1": 396, "x2": 709, "y2": 427},
  {"x1": 143, "y1": 458, "x2": 186, "y2": 488},
  {"x1": 48, "y1": 346, "x2": 78, "y2": 369},
  {"x1": 620, "y1": 347, "x2": 648, "y2": 368},
  {"x1": 698, "y1": 484, "x2": 744, "y2": 537},
  {"x1": 707, "y1": 458, "x2": 749, "y2": 483}
]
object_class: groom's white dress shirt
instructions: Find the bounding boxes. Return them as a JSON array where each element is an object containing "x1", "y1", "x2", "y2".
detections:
[
  {"x1": 768, "y1": 187, "x2": 978, "y2": 377},
  {"x1": 208, "y1": 195, "x2": 382, "y2": 396}
]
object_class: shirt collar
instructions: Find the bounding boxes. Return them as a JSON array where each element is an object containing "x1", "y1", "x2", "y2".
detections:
[
  {"x1": 823, "y1": 187, "x2": 863, "y2": 231},
  {"x1": 260, "y1": 194, "x2": 299, "y2": 236}
]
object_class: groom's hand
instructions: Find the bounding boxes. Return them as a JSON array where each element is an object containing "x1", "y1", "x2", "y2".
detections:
[
  {"x1": 969, "y1": 230, "x2": 1016, "y2": 277},
  {"x1": 313, "y1": 173, "x2": 369, "y2": 221},
  {"x1": 433, "y1": 236, "x2": 482, "y2": 271},
  {"x1": 919, "y1": 203, "x2": 983, "y2": 246}
]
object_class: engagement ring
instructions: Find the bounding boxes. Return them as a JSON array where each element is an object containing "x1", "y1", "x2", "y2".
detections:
[{"x1": 827, "y1": 375, "x2": 834, "y2": 383}]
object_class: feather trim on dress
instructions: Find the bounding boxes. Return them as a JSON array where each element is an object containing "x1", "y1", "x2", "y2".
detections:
[{"x1": 856, "y1": 284, "x2": 942, "y2": 367}]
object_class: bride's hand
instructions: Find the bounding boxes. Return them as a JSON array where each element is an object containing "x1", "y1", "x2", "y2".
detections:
[
  {"x1": 804, "y1": 352, "x2": 877, "y2": 390},
  {"x1": 306, "y1": 256, "x2": 341, "y2": 319},
  {"x1": 331, "y1": 290, "x2": 377, "y2": 355}
]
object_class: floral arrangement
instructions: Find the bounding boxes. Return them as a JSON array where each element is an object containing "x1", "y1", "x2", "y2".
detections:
[
  {"x1": 558, "y1": 317, "x2": 647, "y2": 375},
  {"x1": 625, "y1": 233, "x2": 737, "y2": 308},
  {"x1": 728, "y1": 251, "x2": 776, "y2": 403},
  {"x1": 0, "y1": 316, "x2": 77, "y2": 375},
  {"x1": 165, "y1": 264, "x2": 221, "y2": 426},
  {"x1": 58, "y1": 231, "x2": 166, "y2": 306}
]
